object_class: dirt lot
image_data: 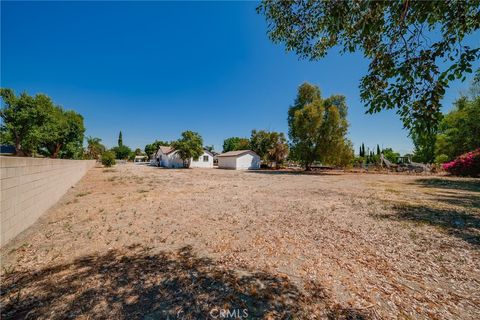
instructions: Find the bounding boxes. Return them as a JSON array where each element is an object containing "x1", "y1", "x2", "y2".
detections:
[{"x1": 1, "y1": 164, "x2": 479, "y2": 319}]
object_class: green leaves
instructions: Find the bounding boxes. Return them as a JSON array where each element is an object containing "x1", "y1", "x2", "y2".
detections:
[
  {"x1": 222, "y1": 137, "x2": 250, "y2": 153},
  {"x1": 0, "y1": 88, "x2": 84, "y2": 158},
  {"x1": 288, "y1": 83, "x2": 353, "y2": 169},
  {"x1": 144, "y1": 140, "x2": 170, "y2": 157},
  {"x1": 258, "y1": 1, "x2": 480, "y2": 163},
  {"x1": 435, "y1": 93, "x2": 480, "y2": 161},
  {"x1": 172, "y1": 131, "x2": 204, "y2": 168},
  {"x1": 250, "y1": 129, "x2": 289, "y2": 165}
]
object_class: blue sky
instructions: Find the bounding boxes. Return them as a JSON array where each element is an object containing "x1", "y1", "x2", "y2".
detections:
[{"x1": 2, "y1": 1, "x2": 479, "y2": 154}]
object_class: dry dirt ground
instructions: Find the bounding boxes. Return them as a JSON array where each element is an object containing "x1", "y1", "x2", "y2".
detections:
[{"x1": 1, "y1": 164, "x2": 479, "y2": 319}]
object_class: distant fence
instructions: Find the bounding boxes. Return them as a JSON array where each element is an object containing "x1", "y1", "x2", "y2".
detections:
[{"x1": 1, "y1": 157, "x2": 96, "y2": 247}]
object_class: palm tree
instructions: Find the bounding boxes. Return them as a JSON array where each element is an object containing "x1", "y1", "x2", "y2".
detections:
[
  {"x1": 86, "y1": 136, "x2": 105, "y2": 160},
  {"x1": 268, "y1": 132, "x2": 289, "y2": 168}
]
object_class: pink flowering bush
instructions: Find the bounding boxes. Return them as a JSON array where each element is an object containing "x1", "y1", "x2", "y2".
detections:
[{"x1": 442, "y1": 148, "x2": 480, "y2": 177}]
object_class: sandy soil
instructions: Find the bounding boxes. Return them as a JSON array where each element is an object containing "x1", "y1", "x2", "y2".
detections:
[{"x1": 1, "y1": 163, "x2": 479, "y2": 319}]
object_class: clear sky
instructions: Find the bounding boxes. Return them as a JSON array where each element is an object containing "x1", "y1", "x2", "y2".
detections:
[{"x1": 2, "y1": 1, "x2": 479, "y2": 154}]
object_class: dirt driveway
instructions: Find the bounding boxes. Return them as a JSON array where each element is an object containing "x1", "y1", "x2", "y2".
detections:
[{"x1": 1, "y1": 164, "x2": 479, "y2": 319}]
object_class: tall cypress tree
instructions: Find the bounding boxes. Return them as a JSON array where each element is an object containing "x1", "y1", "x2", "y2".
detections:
[
  {"x1": 118, "y1": 131, "x2": 123, "y2": 147},
  {"x1": 376, "y1": 144, "x2": 381, "y2": 155}
]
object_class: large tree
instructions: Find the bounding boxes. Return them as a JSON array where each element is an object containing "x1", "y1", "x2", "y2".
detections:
[
  {"x1": 289, "y1": 83, "x2": 352, "y2": 170},
  {"x1": 222, "y1": 137, "x2": 250, "y2": 153},
  {"x1": 171, "y1": 131, "x2": 204, "y2": 168},
  {"x1": 39, "y1": 107, "x2": 85, "y2": 159},
  {"x1": 258, "y1": 1, "x2": 480, "y2": 163},
  {"x1": 0, "y1": 89, "x2": 48, "y2": 156},
  {"x1": 1, "y1": 89, "x2": 85, "y2": 158}
]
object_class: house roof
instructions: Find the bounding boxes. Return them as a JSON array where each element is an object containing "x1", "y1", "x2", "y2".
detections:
[
  {"x1": 158, "y1": 146, "x2": 175, "y2": 154},
  {"x1": 217, "y1": 150, "x2": 257, "y2": 158},
  {"x1": 203, "y1": 149, "x2": 214, "y2": 157},
  {"x1": 157, "y1": 146, "x2": 214, "y2": 157}
]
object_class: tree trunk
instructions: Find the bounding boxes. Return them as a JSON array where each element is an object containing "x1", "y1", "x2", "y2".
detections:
[
  {"x1": 14, "y1": 136, "x2": 24, "y2": 156},
  {"x1": 51, "y1": 144, "x2": 62, "y2": 159}
]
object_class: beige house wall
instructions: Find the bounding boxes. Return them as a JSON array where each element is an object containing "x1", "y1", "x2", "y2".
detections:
[{"x1": 0, "y1": 157, "x2": 96, "y2": 247}]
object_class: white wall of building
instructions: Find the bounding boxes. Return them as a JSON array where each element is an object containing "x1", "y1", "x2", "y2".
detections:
[
  {"x1": 155, "y1": 149, "x2": 213, "y2": 168},
  {"x1": 217, "y1": 156, "x2": 237, "y2": 169},
  {"x1": 236, "y1": 153, "x2": 261, "y2": 170},
  {"x1": 218, "y1": 152, "x2": 260, "y2": 170},
  {"x1": 190, "y1": 151, "x2": 213, "y2": 168}
]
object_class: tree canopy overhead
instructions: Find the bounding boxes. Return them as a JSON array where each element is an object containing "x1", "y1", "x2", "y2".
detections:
[{"x1": 258, "y1": 1, "x2": 480, "y2": 162}]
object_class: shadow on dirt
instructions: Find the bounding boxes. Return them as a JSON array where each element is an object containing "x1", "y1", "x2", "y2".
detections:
[
  {"x1": 414, "y1": 178, "x2": 480, "y2": 193},
  {"x1": 244, "y1": 169, "x2": 341, "y2": 176},
  {"x1": 375, "y1": 177, "x2": 480, "y2": 246},
  {"x1": 1, "y1": 245, "x2": 370, "y2": 319},
  {"x1": 379, "y1": 203, "x2": 480, "y2": 247}
]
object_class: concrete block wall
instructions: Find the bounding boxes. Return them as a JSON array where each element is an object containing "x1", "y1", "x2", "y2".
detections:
[{"x1": 1, "y1": 157, "x2": 96, "y2": 247}]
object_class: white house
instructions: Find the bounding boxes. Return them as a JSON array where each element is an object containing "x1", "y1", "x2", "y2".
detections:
[
  {"x1": 154, "y1": 146, "x2": 213, "y2": 168},
  {"x1": 190, "y1": 150, "x2": 214, "y2": 168},
  {"x1": 217, "y1": 150, "x2": 261, "y2": 170}
]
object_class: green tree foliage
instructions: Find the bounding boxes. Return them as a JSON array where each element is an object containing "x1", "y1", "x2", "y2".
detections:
[
  {"x1": 249, "y1": 130, "x2": 272, "y2": 161},
  {"x1": 171, "y1": 131, "x2": 204, "y2": 168},
  {"x1": 86, "y1": 136, "x2": 106, "y2": 160},
  {"x1": 359, "y1": 143, "x2": 365, "y2": 157},
  {"x1": 101, "y1": 151, "x2": 116, "y2": 167},
  {"x1": 382, "y1": 148, "x2": 400, "y2": 163},
  {"x1": 267, "y1": 132, "x2": 289, "y2": 168},
  {"x1": 258, "y1": 1, "x2": 479, "y2": 163},
  {"x1": 335, "y1": 140, "x2": 355, "y2": 168},
  {"x1": 435, "y1": 95, "x2": 480, "y2": 161},
  {"x1": 111, "y1": 145, "x2": 132, "y2": 160},
  {"x1": 0, "y1": 88, "x2": 85, "y2": 158},
  {"x1": 111, "y1": 131, "x2": 132, "y2": 159},
  {"x1": 1, "y1": 89, "x2": 48, "y2": 156},
  {"x1": 118, "y1": 131, "x2": 123, "y2": 147},
  {"x1": 222, "y1": 137, "x2": 250, "y2": 153},
  {"x1": 250, "y1": 130, "x2": 289, "y2": 167},
  {"x1": 288, "y1": 83, "x2": 353, "y2": 170},
  {"x1": 144, "y1": 140, "x2": 170, "y2": 158},
  {"x1": 39, "y1": 107, "x2": 85, "y2": 159}
]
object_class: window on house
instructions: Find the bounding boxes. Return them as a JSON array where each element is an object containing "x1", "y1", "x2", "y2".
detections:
[{"x1": 203, "y1": 155, "x2": 209, "y2": 162}]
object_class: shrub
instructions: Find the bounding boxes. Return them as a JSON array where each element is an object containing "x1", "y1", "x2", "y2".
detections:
[
  {"x1": 434, "y1": 154, "x2": 449, "y2": 165},
  {"x1": 101, "y1": 151, "x2": 116, "y2": 167},
  {"x1": 442, "y1": 149, "x2": 480, "y2": 177}
]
